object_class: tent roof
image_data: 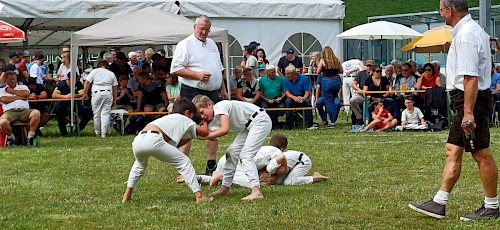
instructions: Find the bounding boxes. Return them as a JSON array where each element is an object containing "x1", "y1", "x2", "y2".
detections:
[
  {"x1": 0, "y1": 0, "x2": 344, "y2": 47},
  {"x1": 71, "y1": 7, "x2": 228, "y2": 46}
]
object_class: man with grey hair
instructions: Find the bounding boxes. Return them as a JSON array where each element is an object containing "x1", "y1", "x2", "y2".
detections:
[
  {"x1": 431, "y1": 60, "x2": 446, "y2": 86},
  {"x1": 259, "y1": 64, "x2": 285, "y2": 129},
  {"x1": 409, "y1": 0, "x2": 499, "y2": 221},
  {"x1": 171, "y1": 15, "x2": 228, "y2": 175},
  {"x1": 385, "y1": 64, "x2": 397, "y2": 88},
  {"x1": 283, "y1": 65, "x2": 314, "y2": 130}
]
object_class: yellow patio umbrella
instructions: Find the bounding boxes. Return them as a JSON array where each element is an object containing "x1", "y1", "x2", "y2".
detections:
[{"x1": 402, "y1": 26, "x2": 452, "y2": 53}]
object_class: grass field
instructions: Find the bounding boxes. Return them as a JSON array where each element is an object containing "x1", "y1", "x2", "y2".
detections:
[
  {"x1": 343, "y1": 0, "x2": 500, "y2": 29},
  {"x1": 1, "y1": 116, "x2": 500, "y2": 229}
]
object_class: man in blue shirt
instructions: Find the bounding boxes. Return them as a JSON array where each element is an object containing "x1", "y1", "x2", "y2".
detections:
[
  {"x1": 490, "y1": 67, "x2": 500, "y2": 99},
  {"x1": 283, "y1": 65, "x2": 314, "y2": 129}
]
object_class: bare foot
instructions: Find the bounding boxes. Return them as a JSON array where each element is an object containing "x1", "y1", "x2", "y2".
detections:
[
  {"x1": 241, "y1": 193, "x2": 264, "y2": 201},
  {"x1": 196, "y1": 195, "x2": 214, "y2": 204},
  {"x1": 210, "y1": 187, "x2": 231, "y2": 197},
  {"x1": 312, "y1": 172, "x2": 329, "y2": 182},
  {"x1": 209, "y1": 172, "x2": 223, "y2": 187},
  {"x1": 176, "y1": 175, "x2": 184, "y2": 184},
  {"x1": 122, "y1": 187, "x2": 133, "y2": 203}
]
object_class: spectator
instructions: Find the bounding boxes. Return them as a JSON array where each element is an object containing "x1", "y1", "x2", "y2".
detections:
[
  {"x1": 109, "y1": 52, "x2": 133, "y2": 79},
  {"x1": 1, "y1": 52, "x2": 21, "y2": 84},
  {"x1": 256, "y1": 48, "x2": 269, "y2": 65},
  {"x1": 29, "y1": 54, "x2": 47, "y2": 85},
  {"x1": 57, "y1": 51, "x2": 79, "y2": 81},
  {"x1": 283, "y1": 65, "x2": 314, "y2": 130},
  {"x1": 115, "y1": 75, "x2": 134, "y2": 111},
  {"x1": 491, "y1": 65, "x2": 500, "y2": 100},
  {"x1": 431, "y1": 60, "x2": 446, "y2": 87},
  {"x1": 25, "y1": 77, "x2": 50, "y2": 136},
  {"x1": 102, "y1": 52, "x2": 113, "y2": 65},
  {"x1": 229, "y1": 66, "x2": 243, "y2": 100},
  {"x1": 315, "y1": 74, "x2": 341, "y2": 127},
  {"x1": 135, "y1": 50, "x2": 144, "y2": 67},
  {"x1": 407, "y1": 59, "x2": 421, "y2": 77},
  {"x1": 83, "y1": 60, "x2": 119, "y2": 138},
  {"x1": 363, "y1": 64, "x2": 391, "y2": 100},
  {"x1": 309, "y1": 51, "x2": 320, "y2": 74},
  {"x1": 243, "y1": 46, "x2": 259, "y2": 79},
  {"x1": 385, "y1": 65, "x2": 397, "y2": 89},
  {"x1": 236, "y1": 67, "x2": 261, "y2": 105},
  {"x1": 157, "y1": 49, "x2": 166, "y2": 57},
  {"x1": 350, "y1": 60, "x2": 375, "y2": 125},
  {"x1": 136, "y1": 72, "x2": 168, "y2": 112},
  {"x1": 17, "y1": 50, "x2": 30, "y2": 82},
  {"x1": 144, "y1": 48, "x2": 155, "y2": 65},
  {"x1": 360, "y1": 99, "x2": 397, "y2": 132},
  {"x1": 128, "y1": 67, "x2": 142, "y2": 93},
  {"x1": 109, "y1": 49, "x2": 117, "y2": 63},
  {"x1": 415, "y1": 63, "x2": 442, "y2": 90},
  {"x1": 316, "y1": 46, "x2": 343, "y2": 126},
  {"x1": 0, "y1": 72, "x2": 40, "y2": 146},
  {"x1": 259, "y1": 64, "x2": 285, "y2": 129},
  {"x1": 258, "y1": 64, "x2": 266, "y2": 78},
  {"x1": 396, "y1": 96, "x2": 427, "y2": 130},
  {"x1": 277, "y1": 48, "x2": 303, "y2": 77},
  {"x1": 166, "y1": 75, "x2": 181, "y2": 113},
  {"x1": 52, "y1": 73, "x2": 92, "y2": 136},
  {"x1": 128, "y1": 51, "x2": 139, "y2": 71},
  {"x1": 341, "y1": 58, "x2": 363, "y2": 114},
  {"x1": 394, "y1": 62, "x2": 417, "y2": 91}
]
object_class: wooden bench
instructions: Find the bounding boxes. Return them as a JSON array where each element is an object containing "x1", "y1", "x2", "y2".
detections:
[
  {"x1": 264, "y1": 107, "x2": 314, "y2": 129},
  {"x1": 8, "y1": 122, "x2": 29, "y2": 146}
]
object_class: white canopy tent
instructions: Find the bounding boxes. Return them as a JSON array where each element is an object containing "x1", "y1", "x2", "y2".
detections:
[{"x1": 69, "y1": 7, "x2": 230, "y2": 126}]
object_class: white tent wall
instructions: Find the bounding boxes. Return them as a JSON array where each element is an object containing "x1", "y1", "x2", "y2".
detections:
[{"x1": 209, "y1": 18, "x2": 343, "y2": 65}]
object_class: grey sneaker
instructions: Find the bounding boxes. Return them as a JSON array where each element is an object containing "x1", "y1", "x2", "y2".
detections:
[
  {"x1": 408, "y1": 200, "x2": 446, "y2": 219},
  {"x1": 6, "y1": 137, "x2": 17, "y2": 147},
  {"x1": 460, "y1": 204, "x2": 500, "y2": 221}
]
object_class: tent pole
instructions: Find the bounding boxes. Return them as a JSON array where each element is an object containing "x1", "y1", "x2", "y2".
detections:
[{"x1": 70, "y1": 39, "x2": 78, "y2": 135}]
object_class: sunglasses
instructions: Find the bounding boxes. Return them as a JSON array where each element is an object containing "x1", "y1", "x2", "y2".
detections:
[
  {"x1": 375, "y1": 70, "x2": 382, "y2": 73},
  {"x1": 424, "y1": 68, "x2": 433, "y2": 71}
]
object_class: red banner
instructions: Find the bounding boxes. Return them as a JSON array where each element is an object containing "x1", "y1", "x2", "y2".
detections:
[{"x1": 0, "y1": 20, "x2": 25, "y2": 43}]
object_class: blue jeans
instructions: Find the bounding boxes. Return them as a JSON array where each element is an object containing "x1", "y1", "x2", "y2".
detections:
[
  {"x1": 321, "y1": 77, "x2": 342, "y2": 123},
  {"x1": 316, "y1": 96, "x2": 341, "y2": 122}
]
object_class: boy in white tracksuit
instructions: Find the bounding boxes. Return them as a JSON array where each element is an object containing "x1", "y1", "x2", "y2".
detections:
[
  {"x1": 265, "y1": 150, "x2": 329, "y2": 185},
  {"x1": 122, "y1": 98, "x2": 212, "y2": 204},
  {"x1": 192, "y1": 95, "x2": 272, "y2": 200}
]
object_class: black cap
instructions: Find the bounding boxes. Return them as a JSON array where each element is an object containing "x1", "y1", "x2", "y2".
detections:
[
  {"x1": 249, "y1": 41, "x2": 260, "y2": 47},
  {"x1": 285, "y1": 48, "x2": 295, "y2": 54},
  {"x1": 9, "y1": 52, "x2": 18, "y2": 59},
  {"x1": 25, "y1": 77, "x2": 38, "y2": 86},
  {"x1": 116, "y1": 52, "x2": 128, "y2": 61},
  {"x1": 35, "y1": 53, "x2": 45, "y2": 60}
]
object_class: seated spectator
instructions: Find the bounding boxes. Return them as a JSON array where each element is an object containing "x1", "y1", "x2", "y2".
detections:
[
  {"x1": 52, "y1": 73, "x2": 93, "y2": 136},
  {"x1": 135, "y1": 72, "x2": 168, "y2": 112},
  {"x1": 385, "y1": 65, "x2": 397, "y2": 89},
  {"x1": 283, "y1": 65, "x2": 314, "y2": 130},
  {"x1": 128, "y1": 51, "x2": 139, "y2": 71},
  {"x1": 363, "y1": 65, "x2": 390, "y2": 100},
  {"x1": 431, "y1": 60, "x2": 446, "y2": 87},
  {"x1": 350, "y1": 60, "x2": 374, "y2": 125},
  {"x1": 236, "y1": 67, "x2": 261, "y2": 105},
  {"x1": 115, "y1": 75, "x2": 134, "y2": 112},
  {"x1": 0, "y1": 71, "x2": 40, "y2": 146},
  {"x1": 258, "y1": 64, "x2": 266, "y2": 78},
  {"x1": 259, "y1": 65, "x2": 285, "y2": 129},
  {"x1": 360, "y1": 99, "x2": 397, "y2": 132},
  {"x1": 415, "y1": 63, "x2": 442, "y2": 90},
  {"x1": 229, "y1": 66, "x2": 243, "y2": 100},
  {"x1": 109, "y1": 52, "x2": 132, "y2": 79},
  {"x1": 166, "y1": 75, "x2": 181, "y2": 113},
  {"x1": 277, "y1": 48, "x2": 303, "y2": 77},
  {"x1": 394, "y1": 62, "x2": 417, "y2": 91},
  {"x1": 491, "y1": 66, "x2": 500, "y2": 100},
  {"x1": 396, "y1": 96, "x2": 428, "y2": 130},
  {"x1": 25, "y1": 77, "x2": 50, "y2": 136}
]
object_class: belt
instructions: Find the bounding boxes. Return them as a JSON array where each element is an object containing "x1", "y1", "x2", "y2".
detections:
[
  {"x1": 245, "y1": 108, "x2": 265, "y2": 127},
  {"x1": 8, "y1": 108, "x2": 25, "y2": 112},
  {"x1": 140, "y1": 130, "x2": 160, "y2": 135},
  {"x1": 93, "y1": 89, "x2": 111, "y2": 93}
]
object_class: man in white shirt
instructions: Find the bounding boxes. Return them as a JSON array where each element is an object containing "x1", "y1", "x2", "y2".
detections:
[
  {"x1": 341, "y1": 59, "x2": 363, "y2": 113},
  {"x1": 171, "y1": 15, "x2": 228, "y2": 175},
  {"x1": 243, "y1": 46, "x2": 258, "y2": 79},
  {"x1": 29, "y1": 54, "x2": 46, "y2": 85},
  {"x1": 409, "y1": 0, "x2": 499, "y2": 221},
  {"x1": 0, "y1": 72, "x2": 40, "y2": 146}
]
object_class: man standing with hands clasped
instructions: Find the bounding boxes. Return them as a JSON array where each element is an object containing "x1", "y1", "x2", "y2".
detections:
[
  {"x1": 171, "y1": 15, "x2": 228, "y2": 175},
  {"x1": 409, "y1": 0, "x2": 499, "y2": 221}
]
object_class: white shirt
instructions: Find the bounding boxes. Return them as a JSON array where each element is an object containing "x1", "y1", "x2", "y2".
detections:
[
  {"x1": 29, "y1": 63, "x2": 44, "y2": 84},
  {"x1": 446, "y1": 14, "x2": 491, "y2": 91},
  {"x1": 245, "y1": 55, "x2": 259, "y2": 79},
  {"x1": 171, "y1": 34, "x2": 224, "y2": 91},
  {"x1": 57, "y1": 65, "x2": 80, "y2": 81},
  {"x1": 254, "y1": 146, "x2": 283, "y2": 170},
  {"x1": 267, "y1": 150, "x2": 310, "y2": 174},
  {"x1": 86, "y1": 68, "x2": 118, "y2": 92},
  {"x1": 208, "y1": 100, "x2": 262, "y2": 132},
  {"x1": 401, "y1": 107, "x2": 424, "y2": 124},
  {"x1": 0, "y1": 85, "x2": 30, "y2": 111},
  {"x1": 342, "y1": 59, "x2": 362, "y2": 76},
  {"x1": 149, "y1": 113, "x2": 197, "y2": 147}
]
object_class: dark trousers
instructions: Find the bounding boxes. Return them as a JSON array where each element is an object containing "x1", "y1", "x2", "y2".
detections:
[
  {"x1": 55, "y1": 103, "x2": 93, "y2": 135},
  {"x1": 284, "y1": 97, "x2": 313, "y2": 129}
]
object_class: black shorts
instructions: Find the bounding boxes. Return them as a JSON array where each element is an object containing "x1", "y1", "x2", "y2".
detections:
[
  {"x1": 180, "y1": 84, "x2": 221, "y2": 103},
  {"x1": 447, "y1": 89, "x2": 493, "y2": 152}
]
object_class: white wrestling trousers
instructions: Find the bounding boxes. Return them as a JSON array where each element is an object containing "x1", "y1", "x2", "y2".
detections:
[
  {"x1": 342, "y1": 77, "x2": 355, "y2": 113},
  {"x1": 279, "y1": 155, "x2": 313, "y2": 185},
  {"x1": 126, "y1": 132, "x2": 201, "y2": 193},
  {"x1": 222, "y1": 112, "x2": 272, "y2": 189},
  {"x1": 91, "y1": 91, "x2": 113, "y2": 135},
  {"x1": 213, "y1": 156, "x2": 252, "y2": 188}
]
